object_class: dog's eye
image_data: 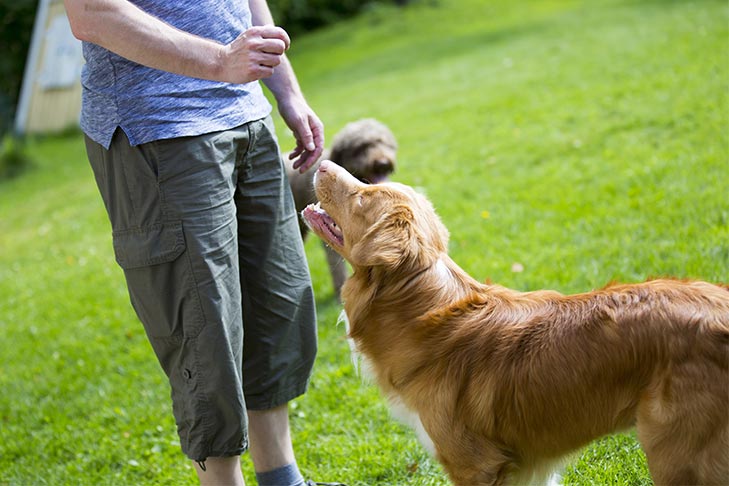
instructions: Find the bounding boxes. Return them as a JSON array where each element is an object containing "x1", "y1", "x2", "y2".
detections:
[{"x1": 352, "y1": 145, "x2": 368, "y2": 158}]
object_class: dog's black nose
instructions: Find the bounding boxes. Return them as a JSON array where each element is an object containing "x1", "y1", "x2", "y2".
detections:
[{"x1": 373, "y1": 159, "x2": 394, "y2": 175}]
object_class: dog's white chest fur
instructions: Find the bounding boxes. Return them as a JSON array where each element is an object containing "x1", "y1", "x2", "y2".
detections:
[
  {"x1": 388, "y1": 398, "x2": 436, "y2": 456},
  {"x1": 338, "y1": 310, "x2": 436, "y2": 455}
]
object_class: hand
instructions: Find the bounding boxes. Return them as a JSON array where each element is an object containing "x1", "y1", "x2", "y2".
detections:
[
  {"x1": 218, "y1": 25, "x2": 290, "y2": 84},
  {"x1": 278, "y1": 97, "x2": 324, "y2": 173}
]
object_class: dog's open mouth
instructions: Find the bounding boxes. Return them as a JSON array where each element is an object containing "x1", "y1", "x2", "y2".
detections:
[{"x1": 302, "y1": 202, "x2": 344, "y2": 247}]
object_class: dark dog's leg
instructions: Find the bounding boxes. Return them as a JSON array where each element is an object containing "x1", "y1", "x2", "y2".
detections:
[{"x1": 323, "y1": 242, "x2": 348, "y2": 301}]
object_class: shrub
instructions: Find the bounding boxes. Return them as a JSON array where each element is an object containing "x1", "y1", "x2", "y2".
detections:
[
  {"x1": 268, "y1": 0, "x2": 410, "y2": 34},
  {"x1": 0, "y1": 0, "x2": 37, "y2": 137},
  {"x1": 0, "y1": 135, "x2": 32, "y2": 180}
]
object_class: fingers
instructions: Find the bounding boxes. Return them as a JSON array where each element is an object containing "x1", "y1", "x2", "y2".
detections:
[
  {"x1": 291, "y1": 116, "x2": 325, "y2": 172},
  {"x1": 256, "y1": 51, "x2": 282, "y2": 69},
  {"x1": 293, "y1": 152, "x2": 321, "y2": 173},
  {"x1": 291, "y1": 147, "x2": 318, "y2": 173},
  {"x1": 254, "y1": 25, "x2": 291, "y2": 51},
  {"x1": 223, "y1": 26, "x2": 290, "y2": 83},
  {"x1": 309, "y1": 118, "x2": 325, "y2": 157},
  {"x1": 243, "y1": 27, "x2": 288, "y2": 68}
]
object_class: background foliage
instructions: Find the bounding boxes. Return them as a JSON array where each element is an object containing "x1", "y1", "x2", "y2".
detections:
[
  {"x1": 0, "y1": 0, "x2": 37, "y2": 136},
  {"x1": 268, "y1": 0, "x2": 411, "y2": 35}
]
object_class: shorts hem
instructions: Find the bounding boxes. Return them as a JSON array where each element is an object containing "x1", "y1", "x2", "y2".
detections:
[
  {"x1": 187, "y1": 441, "x2": 249, "y2": 463},
  {"x1": 245, "y1": 378, "x2": 311, "y2": 411}
]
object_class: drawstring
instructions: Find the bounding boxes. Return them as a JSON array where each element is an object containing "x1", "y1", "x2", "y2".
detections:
[{"x1": 197, "y1": 460, "x2": 207, "y2": 472}]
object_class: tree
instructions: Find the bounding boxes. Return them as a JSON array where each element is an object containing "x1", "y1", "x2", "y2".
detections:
[{"x1": 0, "y1": 0, "x2": 37, "y2": 136}]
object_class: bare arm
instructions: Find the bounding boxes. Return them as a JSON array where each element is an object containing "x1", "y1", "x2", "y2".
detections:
[
  {"x1": 249, "y1": 0, "x2": 324, "y2": 171},
  {"x1": 63, "y1": 0, "x2": 290, "y2": 84}
]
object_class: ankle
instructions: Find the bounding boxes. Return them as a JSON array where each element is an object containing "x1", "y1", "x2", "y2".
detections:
[
  {"x1": 193, "y1": 456, "x2": 245, "y2": 486},
  {"x1": 255, "y1": 462, "x2": 305, "y2": 486}
]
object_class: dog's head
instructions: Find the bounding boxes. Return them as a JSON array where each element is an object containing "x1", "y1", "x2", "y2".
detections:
[
  {"x1": 329, "y1": 118, "x2": 398, "y2": 184},
  {"x1": 302, "y1": 161, "x2": 449, "y2": 272}
]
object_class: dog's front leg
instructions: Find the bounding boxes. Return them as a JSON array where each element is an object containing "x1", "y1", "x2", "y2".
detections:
[{"x1": 434, "y1": 436, "x2": 516, "y2": 486}]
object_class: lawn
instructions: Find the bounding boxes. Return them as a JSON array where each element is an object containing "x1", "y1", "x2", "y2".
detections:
[{"x1": 1, "y1": 0, "x2": 727, "y2": 484}]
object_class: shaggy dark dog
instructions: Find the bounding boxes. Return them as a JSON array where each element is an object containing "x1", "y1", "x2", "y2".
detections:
[{"x1": 288, "y1": 118, "x2": 398, "y2": 299}]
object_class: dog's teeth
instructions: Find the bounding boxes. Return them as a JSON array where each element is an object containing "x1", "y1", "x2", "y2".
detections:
[{"x1": 314, "y1": 202, "x2": 327, "y2": 215}]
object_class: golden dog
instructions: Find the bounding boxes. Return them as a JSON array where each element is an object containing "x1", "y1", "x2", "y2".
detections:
[{"x1": 302, "y1": 161, "x2": 729, "y2": 485}]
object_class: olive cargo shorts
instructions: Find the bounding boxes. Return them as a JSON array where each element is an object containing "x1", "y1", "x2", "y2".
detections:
[{"x1": 85, "y1": 116, "x2": 317, "y2": 461}]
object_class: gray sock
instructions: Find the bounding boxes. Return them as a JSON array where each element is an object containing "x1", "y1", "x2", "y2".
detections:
[{"x1": 255, "y1": 462, "x2": 305, "y2": 486}]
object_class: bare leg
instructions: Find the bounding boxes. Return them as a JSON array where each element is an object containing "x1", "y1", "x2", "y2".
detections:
[
  {"x1": 193, "y1": 456, "x2": 245, "y2": 486},
  {"x1": 191, "y1": 404, "x2": 298, "y2": 484},
  {"x1": 247, "y1": 404, "x2": 296, "y2": 473}
]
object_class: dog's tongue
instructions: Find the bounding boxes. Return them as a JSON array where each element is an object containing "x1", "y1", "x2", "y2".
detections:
[
  {"x1": 368, "y1": 174, "x2": 388, "y2": 184},
  {"x1": 302, "y1": 203, "x2": 344, "y2": 247}
]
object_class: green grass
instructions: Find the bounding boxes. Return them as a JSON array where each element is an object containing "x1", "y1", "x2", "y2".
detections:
[{"x1": 1, "y1": 0, "x2": 727, "y2": 484}]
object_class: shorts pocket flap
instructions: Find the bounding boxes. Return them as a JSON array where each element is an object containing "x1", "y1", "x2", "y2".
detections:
[{"x1": 113, "y1": 222, "x2": 185, "y2": 269}]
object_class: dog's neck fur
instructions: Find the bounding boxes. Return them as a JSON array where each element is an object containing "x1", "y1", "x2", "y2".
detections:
[
  {"x1": 341, "y1": 251, "x2": 484, "y2": 396},
  {"x1": 343, "y1": 252, "x2": 477, "y2": 326}
]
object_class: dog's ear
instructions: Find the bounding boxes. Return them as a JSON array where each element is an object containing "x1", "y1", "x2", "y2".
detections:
[{"x1": 349, "y1": 205, "x2": 419, "y2": 268}]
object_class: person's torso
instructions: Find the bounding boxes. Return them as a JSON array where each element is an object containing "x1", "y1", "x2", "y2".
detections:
[{"x1": 81, "y1": 0, "x2": 271, "y2": 148}]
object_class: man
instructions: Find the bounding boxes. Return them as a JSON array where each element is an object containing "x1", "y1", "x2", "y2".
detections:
[{"x1": 64, "y1": 1, "x2": 330, "y2": 484}]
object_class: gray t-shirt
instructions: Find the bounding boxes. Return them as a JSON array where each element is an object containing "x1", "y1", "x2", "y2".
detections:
[{"x1": 80, "y1": 0, "x2": 272, "y2": 149}]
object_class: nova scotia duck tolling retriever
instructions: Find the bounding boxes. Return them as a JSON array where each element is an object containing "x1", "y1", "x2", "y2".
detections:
[{"x1": 302, "y1": 160, "x2": 729, "y2": 486}]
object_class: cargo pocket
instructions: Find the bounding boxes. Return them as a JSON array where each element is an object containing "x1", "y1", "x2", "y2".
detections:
[
  {"x1": 112, "y1": 222, "x2": 203, "y2": 338},
  {"x1": 113, "y1": 222, "x2": 185, "y2": 269}
]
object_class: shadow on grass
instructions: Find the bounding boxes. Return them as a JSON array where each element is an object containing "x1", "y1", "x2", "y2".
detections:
[
  {"x1": 0, "y1": 135, "x2": 34, "y2": 181},
  {"x1": 1, "y1": 128, "x2": 85, "y2": 183}
]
